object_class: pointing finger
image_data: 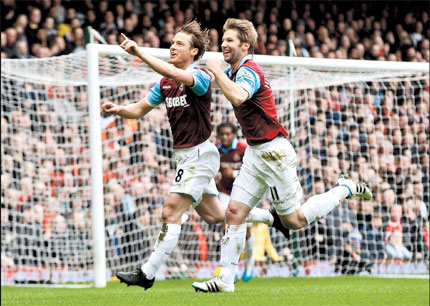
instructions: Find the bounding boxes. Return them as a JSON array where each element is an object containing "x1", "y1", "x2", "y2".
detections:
[{"x1": 121, "y1": 33, "x2": 128, "y2": 41}]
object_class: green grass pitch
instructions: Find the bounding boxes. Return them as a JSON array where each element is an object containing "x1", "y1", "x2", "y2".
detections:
[{"x1": 1, "y1": 276, "x2": 429, "y2": 306}]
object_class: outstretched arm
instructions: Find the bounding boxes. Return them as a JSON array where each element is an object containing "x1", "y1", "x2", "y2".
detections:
[
  {"x1": 120, "y1": 33, "x2": 195, "y2": 87},
  {"x1": 205, "y1": 58, "x2": 249, "y2": 106},
  {"x1": 101, "y1": 97, "x2": 154, "y2": 119}
]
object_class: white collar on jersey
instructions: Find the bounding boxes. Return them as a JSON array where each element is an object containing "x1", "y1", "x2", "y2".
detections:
[{"x1": 227, "y1": 54, "x2": 253, "y2": 76}]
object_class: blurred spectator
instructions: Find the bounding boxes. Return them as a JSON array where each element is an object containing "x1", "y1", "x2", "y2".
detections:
[
  {"x1": 1, "y1": 1, "x2": 428, "y2": 63},
  {"x1": 100, "y1": 11, "x2": 117, "y2": 39},
  {"x1": 385, "y1": 204, "x2": 403, "y2": 242},
  {"x1": 128, "y1": 206, "x2": 153, "y2": 262},
  {"x1": 179, "y1": 210, "x2": 209, "y2": 262},
  {"x1": 364, "y1": 213, "x2": 386, "y2": 260},
  {"x1": 335, "y1": 233, "x2": 373, "y2": 275},
  {"x1": 46, "y1": 214, "x2": 70, "y2": 266},
  {"x1": 25, "y1": 7, "x2": 42, "y2": 50},
  {"x1": 16, "y1": 205, "x2": 46, "y2": 266},
  {"x1": 401, "y1": 197, "x2": 425, "y2": 259},
  {"x1": 422, "y1": 221, "x2": 430, "y2": 257},
  {"x1": 4, "y1": 27, "x2": 18, "y2": 58},
  {"x1": 1, "y1": 207, "x2": 15, "y2": 268},
  {"x1": 385, "y1": 230, "x2": 412, "y2": 260},
  {"x1": 15, "y1": 40, "x2": 31, "y2": 59}
]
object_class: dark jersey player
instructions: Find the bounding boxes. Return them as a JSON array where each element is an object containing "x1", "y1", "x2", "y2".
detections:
[
  {"x1": 216, "y1": 123, "x2": 247, "y2": 196},
  {"x1": 193, "y1": 18, "x2": 372, "y2": 293},
  {"x1": 102, "y1": 21, "x2": 226, "y2": 291},
  {"x1": 216, "y1": 122, "x2": 254, "y2": 282}
]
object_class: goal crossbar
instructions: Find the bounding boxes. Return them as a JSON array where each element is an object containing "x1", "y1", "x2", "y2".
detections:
[{"x1": 93, "y1": 44, "x2": 429, "y2": 72}]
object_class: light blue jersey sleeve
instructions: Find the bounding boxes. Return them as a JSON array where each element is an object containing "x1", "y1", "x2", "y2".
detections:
[
  {"x1": 235, "y1": 67, "x2": 261, "y2": 99},
  {"x1": 189, "y1": 69, "x2": 211, "y2": 96},
  {"x1": 145, "y1": 82, "x2": 163, "y2": 106},
  {"x1": 213, "y1": 67, "x2": 231, "y2": 85}
]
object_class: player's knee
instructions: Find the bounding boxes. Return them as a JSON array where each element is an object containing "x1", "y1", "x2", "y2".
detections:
[
  {"x1": 285, "y1": 215, "x2": 307, "y2": 230},
  {"x1": 161, "y1": 202, "x2": 180, "y2": 223},
  {"x1": 278, "y1": 211, "x2": 307, "y2": 230},
  {"x1": 204, "y1": 215, "x2": 219, "y2": 225},
  {"x1": 214, "y1": 212, "x2": 226, "y2": 224},
  {"x1": 296, "y1": 210, "x2": 309, "y2": 228},
  {"x1": 225, "y1": 206, "x2": 244, "y2": 223},
  {"x1": 225, "y1": 207, "x2": 235, "y2": 220},
  {"x1": 288, "y1": 222, "x2": 302, "y2": 230},
  {"x1": 204, "y1": 210, "x2": 225, "y2": 224},
  {"x1": 161, "y1": 212, "x2": 174, "y2": 224}
]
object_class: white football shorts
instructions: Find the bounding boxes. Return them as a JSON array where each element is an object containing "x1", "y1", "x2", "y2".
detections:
[
  {"x1": 171, "y1": 139, "x2": 219, "y2": 207},
  {"x1": 231, "y1": 137, "x2": 303, "y2": 215}
]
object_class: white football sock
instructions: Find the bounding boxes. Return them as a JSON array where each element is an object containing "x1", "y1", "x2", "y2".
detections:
[
  {"x1": 245, "y1": 233, "x2": 255, "y2": 273},
  {"x1": 141, "y1": 223, "x2": 181, "y2": 279},
  {"x1": 219, "y1": 224, "x2": 247, "y2": 285},
  {"x1": 181, "y1": 213, "x2": 188, "y2": 224},
  {"x1": 246, "y1": 207, "x2": 274, "y2": 225},
  {"x1": 331, "y1": 186, "x2": 351, "y2": 201},
  {"x1": 300, "y1": 189, "x2": 340, "y2": 225}
]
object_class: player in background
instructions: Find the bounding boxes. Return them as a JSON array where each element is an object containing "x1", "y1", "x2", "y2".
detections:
[
  {"x1": 193, "y1": 18, "x2": 372, "y2": 293},
  {"x1": 102, "y1": 20, "x2": 279, "y2": 291},
  {"x1": 216, "y1": 122, "x2": 255, "y2": 282}
]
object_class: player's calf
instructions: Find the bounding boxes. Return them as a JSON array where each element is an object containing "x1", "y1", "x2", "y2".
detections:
[{"x1": 269, "y1": 207, "x2": 291, "y2": 239}]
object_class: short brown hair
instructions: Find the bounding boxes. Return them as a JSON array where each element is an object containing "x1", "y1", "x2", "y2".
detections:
[
  {"x1": 223, "y1": 18, "x2": 258, "y2": 54},
  {"x1": 179, "y1": 20, "x2": 210, "y2": 61}
]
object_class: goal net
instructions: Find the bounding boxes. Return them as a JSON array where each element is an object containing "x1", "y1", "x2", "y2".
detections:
[{"x1": 1, "y1": 47, "x2": 428, "y2": 286}]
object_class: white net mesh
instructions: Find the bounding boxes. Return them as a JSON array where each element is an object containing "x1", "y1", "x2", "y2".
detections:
[{"x1": 1, "y1": 50, "x2": 429, "y2": 284}]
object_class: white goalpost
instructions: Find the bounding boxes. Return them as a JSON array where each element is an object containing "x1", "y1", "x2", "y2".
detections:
[
  {"x1": 1, "y1": 45, "x2": 428, "y2": 287},
  {"x1": 86, "y1": 44, "x2": 106, "y2": 288}
]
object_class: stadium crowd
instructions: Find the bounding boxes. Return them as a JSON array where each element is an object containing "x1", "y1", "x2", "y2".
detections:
[
  {"x1": 1, "y1": 0, "x2": 429, "y2": 278},
  {"x1": 1, "y1": 0, "x2": 429, "y2": 62}
]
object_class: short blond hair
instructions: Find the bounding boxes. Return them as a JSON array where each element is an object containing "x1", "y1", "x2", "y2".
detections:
[{"x1": 223, "y1": 18, "x2": 258, "y2": 54}]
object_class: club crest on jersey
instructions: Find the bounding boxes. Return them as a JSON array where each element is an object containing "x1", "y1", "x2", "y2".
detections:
[
  {"x1": 165, "y1": 94, "x2": 189, "y2": 108},
  {"x1": 179, "y1": 83, "x2": 184, "y2": 90},
  {"x1": 233, "y1": 154, "x2": 241, "y2": 161}
]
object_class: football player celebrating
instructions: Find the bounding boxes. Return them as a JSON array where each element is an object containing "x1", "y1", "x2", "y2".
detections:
[
  {"x1": 102, "y1": 21, "x2": 224, "y2": 290},
  {"x1": 193, "y1": 18, "x2": 372, "y2": 293}
]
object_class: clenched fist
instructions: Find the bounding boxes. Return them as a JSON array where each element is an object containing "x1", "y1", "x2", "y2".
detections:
[
  {"x1": 101, "y1": 102, "x2": 122, "y2": 116},
  {"x1": 205, "y1": 57, "x2": 223, "y2": 74},
  {"x1": 120, "y1": 33, "x2": 139, "y2": 57}
]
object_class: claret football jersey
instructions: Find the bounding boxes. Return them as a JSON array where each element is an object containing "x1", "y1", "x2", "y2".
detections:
[
  {"x1": 225, "y1": 54, "x2": 288, "y2": 146},
  {"x1": 146, "y1": 62, "x2": 213, "y2": 149},
  {"x1": 217, "y1": 138, "x2": 247, "y2": 195}
]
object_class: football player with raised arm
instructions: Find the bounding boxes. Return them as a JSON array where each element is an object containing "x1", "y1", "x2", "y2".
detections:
[
  {"x1": 102, "y1": 21, "x2": 276, "y2": 291},
  {"x1": 192, "y1": 18, "x2": 372, "y2": 293},
  {"x1": 102, "y1": 21, "x2": 224, "y2": 290}
]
